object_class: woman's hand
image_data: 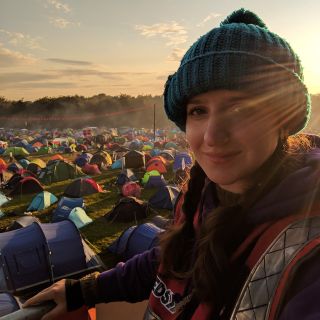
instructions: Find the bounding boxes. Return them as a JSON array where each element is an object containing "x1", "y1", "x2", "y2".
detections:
[{"x1": 22, "y1": 279, "x2": 67, "y2": 320}]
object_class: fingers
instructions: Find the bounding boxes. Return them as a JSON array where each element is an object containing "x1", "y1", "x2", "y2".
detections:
[
  {"x1": 23, "y1": 279, "x2": 67, "y2": 308},
  {"x1": 23, "y1": 288, "x2": 54, "y2": 307}
]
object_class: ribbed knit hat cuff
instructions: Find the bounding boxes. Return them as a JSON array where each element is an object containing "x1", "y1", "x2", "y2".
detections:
[{"x1": 164, "y1": 50, "x2": 311, "y2": 134}]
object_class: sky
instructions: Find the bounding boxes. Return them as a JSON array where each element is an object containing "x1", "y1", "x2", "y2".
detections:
[{"x1": 0, "y1": 0, "x2": 319, "y2": 101}]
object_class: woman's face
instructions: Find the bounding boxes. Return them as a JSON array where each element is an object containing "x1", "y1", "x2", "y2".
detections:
[{"x1": 186, "y1": 90, "x2": 281, "y2": 193}]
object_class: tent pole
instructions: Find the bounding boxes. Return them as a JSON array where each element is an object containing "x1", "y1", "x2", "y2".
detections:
[{"x1": 153, "y1": 104, "x2": 156, "y2": 142}]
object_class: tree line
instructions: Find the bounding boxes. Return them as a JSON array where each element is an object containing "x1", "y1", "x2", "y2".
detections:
[
  {"x1": 0, "y1": 93, "x2": 319, "y2": 131},
  {"x1": 0, "y1": 94, "x2": 173, "y2": 129}
]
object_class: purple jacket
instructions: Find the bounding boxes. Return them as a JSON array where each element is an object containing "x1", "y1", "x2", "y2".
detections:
[{"x1": 97, "y1": 147, "x2": 320, "y2": 319}]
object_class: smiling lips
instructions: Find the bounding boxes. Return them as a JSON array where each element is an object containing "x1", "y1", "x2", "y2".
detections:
[{"x1": 203, "y1": 151, "x2": 241, "y2": 163}]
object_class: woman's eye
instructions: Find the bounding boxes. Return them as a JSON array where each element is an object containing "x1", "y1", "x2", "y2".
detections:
[{"x1": 187, "y1": 107, "x2": 206, "y2": 116}]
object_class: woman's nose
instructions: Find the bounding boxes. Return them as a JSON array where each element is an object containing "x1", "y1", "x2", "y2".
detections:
[{"x1": 203, "y1": 115, "x2": 230, "y2": 146}]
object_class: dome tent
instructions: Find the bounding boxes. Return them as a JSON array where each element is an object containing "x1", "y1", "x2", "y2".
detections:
[
  {"x1": 144, "y1": 175, "x2": 167, "y2": 189},
  {"x1": 0, "y1": 293, "x2": 20, "y2": 317},
  {"x1": 0, "y1": 220, "x2": 103, "y2": 293},
  {"x1": 8, "y1": 177, "x2": 44, "y2": 197},
  {"x1": 148, "y1": 185, "x2": 180, "y2": 210},
  {"x1": 64, "y1": 178, "x2": 103, "y2": 198},
  {"x1": 124, "y1": 150, "x2": 145, "y2": 169},
  {"x1": 52, "y1": 196, "x2": 84, "y2": 222},
  {"x1": 38, "y1": 160, "x2": 83, "y2": 185},
  {"x1": 116, "y1": 169, "x2": 137, "y2": 186},
  {"x1": 69, "y1": 207, "x2": 93, "y2": 229},
  {"x1": 6, "y1": 216, "x2": 41, "y2": 231},
  {"x1": 27, "y1": 191, "x2": 58, "y2": 211},
  {"x1": 104, "y1": 196, "x2": 149, "y2": 223},
  {"x1": 141, "y1": 170, "x2": 160, "y2": 185},
  {"x1": 108, "y1": 223, "x2": 163, "y2": 260}
]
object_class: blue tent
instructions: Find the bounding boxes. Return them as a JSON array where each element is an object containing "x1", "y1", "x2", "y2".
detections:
[
  {"x1": 0, "y1": 293, "x2": 20, "y2": 317},
  {"x1": 173, "y1": 152, "x2": 193, "y2": 172},
  {"x1": 27, "y1": 191, "x2": 58, "y2": 211},
  {"x1": 18, "y1": 158, "x2": 30, "y2": 169},
  {"x1": 52, "y1": 197, "x2": 84, "y2": 222},
  {"x1": 144, "y1": 175, "x2": 167, "y2": 189},
  {"x1": 116, "y1": 169, "x2": 137, "y2": 186},
  {"x1": 108, "y1": 223, "x2": 163, "y2": 260},
  {"x1": 0, "y1": 220, "x2": 102, "y2": 293},
  {"x1": 74, "y1": 153, "x2": 93, "y2": 167},
  {"x1": 111, "y1": 158, "x2": 123, "y2": 169},
  {"x1": 149, "y1": 185, "x2": 180, "y2": 210}
]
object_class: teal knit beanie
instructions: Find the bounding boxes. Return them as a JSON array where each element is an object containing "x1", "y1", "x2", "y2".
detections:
[{"x1": 163, "y1": 8, "x2": 311, "y2": 133}]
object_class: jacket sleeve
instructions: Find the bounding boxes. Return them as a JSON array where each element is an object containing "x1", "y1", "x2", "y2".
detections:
[{"x1": 96, "y1": 246, "x2": 160, "y2": 303}]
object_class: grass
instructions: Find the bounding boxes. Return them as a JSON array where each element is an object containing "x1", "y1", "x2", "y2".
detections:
[{"x1": 0, "y1": 151, "x2": 174, "y2": 269}]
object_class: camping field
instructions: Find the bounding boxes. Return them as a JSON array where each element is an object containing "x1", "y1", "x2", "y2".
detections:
[{"x1": 0, "y1": 151, "x2": 174, "y2": 269}]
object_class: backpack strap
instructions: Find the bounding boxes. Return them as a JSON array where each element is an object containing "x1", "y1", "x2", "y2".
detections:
[{"x1": 231, "y1": 209, "x2": 320, "y2": 320}]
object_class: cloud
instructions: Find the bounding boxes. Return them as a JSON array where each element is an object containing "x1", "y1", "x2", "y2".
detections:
[
  {"x1": 0, "y1": 68, "x2": 153, "y2": 87},
  {"x1": 47, "y1": 0, "x2": 71, "y2": 13},
  {"x1": 197, "y1": 13, "x2": 221, "y2": 27},
  {"x1": 135, "y1": 21, "x2": 187, "y2": 46},
  {"x1": 0, "y1": 72, "x2": 58, "y2": 85},
  {"x1": 0, "y1": 44, "x2": 37, "y2": 67},
  {"x1": 49, "y1": 17, "x2": 80, "y2": 29},
  {"x1": 47, "y1": 58, "x2": 93, "y2": 66},
  {"x1": 0, "y1": 29, "x2": 45, "y2": 50},
  {"x1": 167, "y1": 47, "x2": 186, "y2": 62}
]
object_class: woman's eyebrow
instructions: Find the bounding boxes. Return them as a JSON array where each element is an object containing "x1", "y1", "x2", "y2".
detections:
[{"x1": 187, "y1": 98, "x2": 206, "y2": 105}]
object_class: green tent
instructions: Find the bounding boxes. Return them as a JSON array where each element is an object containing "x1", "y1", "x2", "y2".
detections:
[
  {"x1": 3, "y1": 147, "x2": 29, "y2": 156},
  {"x1": 39, "y1": 160, "x2": 84, "y2": 185},
  {"x1": 36, "y1": 146, "x2": 52, "y2": 155},
  {"x1": 141, "y1": 170, "x2": 160, "y2": 184},
  {"x1": 69, "y1": 207, "x2": 92, "y2": 229}
]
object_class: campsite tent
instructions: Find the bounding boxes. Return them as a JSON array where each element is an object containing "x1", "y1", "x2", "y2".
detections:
[
  {"x1": 7, "y1": 216, "x2": 41, "y2": 231},
  {"x1": 105, "y1": 197, "x2": 148, "y2": 223},
  {"x1": 74, "y1": 153, "x2": 93, "y2": 167},
  {"x1": 52, "y1": 196, "x2": 84, "y2": 222},
  {"x1": 0, "y1": 220, "x2": 103, "y2": 293},
  {"x1": 38, "y1": 160, "x2": 83, "y2": 185},
  {"x1": 124, "y1": 150, "x2": 145, "y2": 169},
  {"x1": 111, "y1": 158, "x2": 124, "y2": 169},
  {"x1": 27, "y1": 191, "x2": 58, "y2": 211},
  {"x1": 18, "y1": 158, "x2": 30, "y2": 169},
  {"x1": 64, "y1": 178, "x2": 103, "y2": 198},
  {"x1": 121, "y1": 181, "x2": 141, "y2": 198},
  {"x1": 90, "y1": 151, "x2": 112, "y2": 169},
  {"x1": 69, "y1": 207, "x2": 93, "y2": 229},
  {"x1": 8, "y1": 177, "x2": 44, "y2": 196},
  {"x1": 116, "y1": 169, "x2": 137, "y2": 186},
  {"x1": 144, "y1": 175, "x2": 167, "y2": 189},
  {"x1": 108, "y1": 223, "x2": 163, "y2": 260},
  {"x1": 150, "y1": 215, "x2": 172, "y2": 229},
  {"x1": 7, "y1": 162, "x2": 23, "y2": 173},
  {"x1": 146, "y1": 159, "x2": 167, "y2": 174},
  {"x1": 0, "y1": 293, "x2": 20, "y2": 317},
  {"x1": 26, "y1": 158, "x2": 46, "y2": 175},
  {"x1": 149, "y1": 185, "x2": 180, "y2": 210},
  {"x1": 82, "y1": 163, "x2": 101, "y2": 175},
  {"x1": 3, "y1": 147, "x2": 29, "y2": 156},
  {"x1": 173, "y1": 152, "x2": 193, "y2": 172},
  {"x1": 141, "y1": 170, "x2": 160, "y2": 185}
]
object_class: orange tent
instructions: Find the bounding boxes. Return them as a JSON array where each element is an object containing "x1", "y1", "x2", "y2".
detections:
[
  {"x1": 50, "y1": 154, "x2": 65, "y2": 161},
  {"x1": 146, "y1": 159, "x2": 167, "y2": 174}
]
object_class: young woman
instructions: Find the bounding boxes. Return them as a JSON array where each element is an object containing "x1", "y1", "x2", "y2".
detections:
[{"x1": 24, "y1": 8, "x2": 320, "y2": 320}]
